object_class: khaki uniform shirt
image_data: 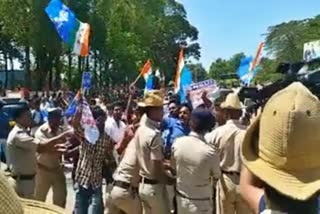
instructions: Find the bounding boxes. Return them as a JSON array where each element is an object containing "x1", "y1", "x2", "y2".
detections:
[
  {"x1": 35, "y1": 122, "x2": 64, "y2": 169},
  {"x1": 135, "y1": 116, "x2": 164, "y2": 180},
  {"x1": 7, "y1": 124, "x2": 39, "y2": 175},
  {"x1": 172, "y1": 132, "x2": 221, "y2": 199},
  {"x1": 113, "y1": 135, "x2": 140, "y2": 187},
  {"x1": 205, "y1": 120, "x2": 246, "y2": 173}
]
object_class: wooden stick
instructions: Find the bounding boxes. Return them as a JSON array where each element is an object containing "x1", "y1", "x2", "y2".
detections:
[{"x1": 132, "y1": 72, "x2": 143, "y2": 86}]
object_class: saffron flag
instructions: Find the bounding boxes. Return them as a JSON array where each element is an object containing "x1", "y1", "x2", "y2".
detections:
[
  {"x1": 45, "y1": 0, "x2": 90, "y2": 56},
  {"x1": 140, "y1": 60, "x2": 155, "y2": 91},
  {"x1": 174, "y1": 49, "x2": 193, "y2": 102},
  {"x1": 250, "y1": 42, "x2": 264, "y2": 72},
  {"x1": 238, "y1": 42, "x2": 264, "y2": 85}
]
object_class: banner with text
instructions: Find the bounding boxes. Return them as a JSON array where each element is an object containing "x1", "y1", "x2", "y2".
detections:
[{"x1": 184, "y1": 79, "x2": 219, "y2": 108}]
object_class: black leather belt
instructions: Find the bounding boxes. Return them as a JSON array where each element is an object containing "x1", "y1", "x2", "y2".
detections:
[
  {"x1": 114, "y1": 180, "x2": 138, "y2": 192},
  {"x1": 12, "y1": 174, "x2": 35, "y2": 180},
  {"x1": 140, "y1": 177, "x2": 159, "y2": 185},
  {"x1": 114, "y1": 180, "x2": 131, "y2": 190},
  {"x1": 222, "y1": 170, "x2": 240, "y2": 176}
]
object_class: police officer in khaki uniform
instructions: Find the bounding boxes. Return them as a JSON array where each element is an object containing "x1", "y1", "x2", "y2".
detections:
[
  {"x1": 7, "y1": 106, "x2": 72, "y2": 199},
  {"x1": 107, "y1": 129, "x2": 144, "y2": 214},
  {"x1": 172, "y1": 108, "x2": 221, "y2": 214},
  {"x1": 206, "y1": 93, "x2": 250, "y2": 214},
  {"x1": 135, "y1": 90, "x2": 173, "y2": 214},
  {"x1": 34, "y1": 108, "x2": 70, "y2": 208}
]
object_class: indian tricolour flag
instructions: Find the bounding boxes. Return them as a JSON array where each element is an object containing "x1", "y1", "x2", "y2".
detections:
[
  {"x1": 45, "y1": 0, "x2": 90, "y2": 56},
  {"x1": 174, "y1": 49, "x2": 192, "y2": 102}
]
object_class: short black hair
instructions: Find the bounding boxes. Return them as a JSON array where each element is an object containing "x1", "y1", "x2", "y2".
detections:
[
  {"x1": 92, "y1": 106, "x2": 106, "y2": 119},
  {"x1": 112, "y1": 101, "x2": 123, "y2": 110},
  {"x1": 180, "y1": 103, "x2": 192, "y2": 112},
  {"x1": 190, "y1": 108, "x2": 216, "y2": 133},
  {"x1": 13, "y1": 106, "x2": 30, "y2": 120}
]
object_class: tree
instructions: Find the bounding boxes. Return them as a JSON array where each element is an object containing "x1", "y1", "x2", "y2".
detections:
[
  {"x1": 208, "y1": 52, "x2": 244, "y2": 81},
  {"x1": 187, "y1": 63, "x2": 207, "y2": 82}
]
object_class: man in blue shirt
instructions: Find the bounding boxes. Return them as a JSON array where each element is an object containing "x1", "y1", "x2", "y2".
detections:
[{"x1": 161, "y1": 103, "x2": 192, "y2": 159}]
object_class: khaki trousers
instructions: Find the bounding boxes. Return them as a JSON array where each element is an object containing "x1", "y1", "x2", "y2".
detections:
[
  {"x1": 177, "y1": 196, "x2": 213, "y2": 214},
  {"x1": 34, "y1": 166, "x2": 67, "y2": 208},
  {"x1": 107, "y1": 186, "x2": 142, "y2": 214},
  {"x1": 139, "y1": 183, "x2": 170, "y2": 214},
  {"x1": 216, "y1": 174, "x2": 250, "y2": 214},
  {"x1": 16, "y1": 178, "x2": 35, "y2": 199}
]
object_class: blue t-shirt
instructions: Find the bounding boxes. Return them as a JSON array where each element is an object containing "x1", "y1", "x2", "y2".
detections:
[{"x1": 161, "y1": 117, "x2": 190, "y2": 157}]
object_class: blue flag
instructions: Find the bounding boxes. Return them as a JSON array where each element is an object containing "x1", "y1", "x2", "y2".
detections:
[
  {"x1": 65, "y1": 93, "x2": 80, "y2": 117},
  {"x1": 179, "y1": 66, "x2": 193, "y2": 102},
  {"x1": 45, "y1": 0, "x2": 78, "y2": 45}
]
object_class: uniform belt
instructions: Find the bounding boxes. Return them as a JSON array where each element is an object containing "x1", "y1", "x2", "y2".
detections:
[
  {"x1": 114, "y1": 180, "x2": 138, "y2": 192},
  {"x1": 140, "y1": 177, "x2": 159, "y2": 185},
  {"x1": 12, "y1": 174, "x2": 35, "y2": 180},
  {"x1": 175, "y1": 188, "x2": 210, "y2": 201},
  {"x1": 37, "y1": 163, "x2": 62, "y2": 171},
  {"x1": 222, "y1": 170, "x2": 240, "y2": 176}
]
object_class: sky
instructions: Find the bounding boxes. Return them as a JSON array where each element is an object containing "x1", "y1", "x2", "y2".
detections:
[{"x1": 180, "y1": 0, "x2": 320, "y2": 70}]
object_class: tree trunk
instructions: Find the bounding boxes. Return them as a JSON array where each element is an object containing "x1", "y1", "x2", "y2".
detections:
[
  {"x1": 9, "y1": 55, "x2": 14, "y2": 90},
  {"x1": 68, "y1": 52, "x2": 72, "y2": 84},
  {"x1": 93, "y1": 51, "x2": 97, "y2": 87},
  {"x1": 25, "y1": 45, "x2": 31, "y2": 88},
  {"x1": 4, "y1": 53, "x2": 8, "y2": 89},
  {"x1": 78, "y1": 56, "x2": 82, "y2": 76},
  {"x1": 54, "y1": 56, "x2": 61, "y2": 89}
]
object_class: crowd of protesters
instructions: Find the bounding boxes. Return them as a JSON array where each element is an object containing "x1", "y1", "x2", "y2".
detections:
[{"x1": 0, "y1": 81, "x2": 320, "y2": 214}]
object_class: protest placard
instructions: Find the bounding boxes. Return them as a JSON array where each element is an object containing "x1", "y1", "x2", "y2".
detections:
[{"x1": 184, "y1": 79, "x2": 219, "y2": 108}]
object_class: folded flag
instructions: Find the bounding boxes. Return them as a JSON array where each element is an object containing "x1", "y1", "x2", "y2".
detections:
[
  {"x1": 65, "y1": 92, "x2": 99, "y2": 144},
  {"x1": 45, "y1": 0, "x2": 90, "y2": 56},
  {"x1": 174, "y1": 49, "x2": 193, "y2": 102},
  {"x1": 80, "y1": 97, "x2": 100, "y2": 145}
]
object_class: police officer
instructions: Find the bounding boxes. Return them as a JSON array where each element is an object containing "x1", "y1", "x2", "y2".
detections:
[
  {"x1": 206, "y1": 93, "x2": 250, "y2": 214},
  {"x1": 107, "y1": 129, "x2": 143, "y2": 214},
  {"x1": 7, "y1": 106, "x2": 72, "y2": 199},
  {"x1": 34, "y1": 108, "x2": 70, "y2": 208},
  {"x1": 135, "y1": 90, "x2": 173, "y2": 214},
  {"x1": 172, "y1": 108, "x2": 221, "y2": 214}
]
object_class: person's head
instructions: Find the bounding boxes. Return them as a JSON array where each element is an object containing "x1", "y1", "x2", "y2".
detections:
[
  {"x1": 190, "y1": 108, "x2": 215, "y2": 135},
  {"x1": 139, "y1": 90, "x2": 164, "y2": 122},
  {"x1": 112, "y1": 101, "x2": 123, "y2": 121},
  {"x1": 242, "y1": 82, "x2": 320, "y2": 211},
  {"x1": 47, "y1": 108, "x2": 63, "y2": 131},
  {"x1": 92, "y1": 106, "x2": 107, "y2": 131},
  {"x1": 131, "y1": 105, "x2": 144, "y2": 124},
  {"x1": 168, "y1": 101, "x2": 179, "y2": 118},
  {"x1": 220, "y1": 93, "x2": 243, "y2": 121},
  {"x1": 13, "y1": 106, "x2": 32, "y2": 128},
  {"x1": 90, "y1": 99, "x2": 97, "y2": 107},
  {"x1": 33, "y1": 99, "x2": 41, "y2": 110},
  {"x1": 178, "y1": 103, "x2": 192, "y2": 125}
]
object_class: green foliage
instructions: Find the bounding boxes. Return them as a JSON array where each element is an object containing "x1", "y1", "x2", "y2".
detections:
[
  {"x1": 187, "y1": 63, "x2": 208, "y2": 82},
  {"x1": 209, "y1": 52, "x2": 244, "y2": 81},
  {"x1": 0, "y1": 0, "x2": 201, "y2": 90}
]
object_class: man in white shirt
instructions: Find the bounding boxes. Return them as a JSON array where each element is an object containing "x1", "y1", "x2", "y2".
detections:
[{"x1": 104, "y1": 102, "x2": 126, "y2": 164}]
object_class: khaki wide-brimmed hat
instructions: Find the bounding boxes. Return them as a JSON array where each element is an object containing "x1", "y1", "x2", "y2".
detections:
[
  {"x1": 242, "y1": 82, "x2": 320, "y2": 201},
  {"x1": 220, "y1": 93, "x2": 242, "y2": 110},
  {"x1": 138, "y1": 90, "x2": 164, "y2": 107},
  {"x1": 0, "y1": 172, "x2": 65, "y2": 214}
]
